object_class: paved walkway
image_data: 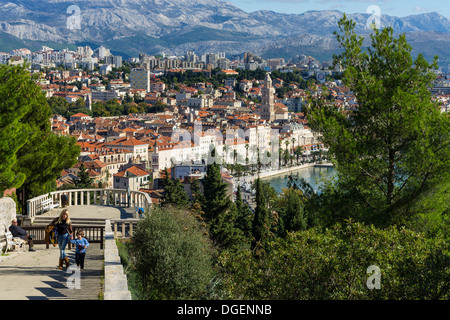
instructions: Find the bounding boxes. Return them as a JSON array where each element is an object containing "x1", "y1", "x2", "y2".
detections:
[
  {"x1": 0, "y1": 243, "x2": 103, "y2": 300},
  {"x1": 40, "y1": 204, "x2": 134, "y2": 220},
  {"x1": 0, "y1": 205, "x2": 135, "y2": 300}
]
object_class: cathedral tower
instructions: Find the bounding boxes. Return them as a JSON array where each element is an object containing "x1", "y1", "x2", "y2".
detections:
[{"x1": 261, "y1": 72, "x2": 275, "y2": 122}]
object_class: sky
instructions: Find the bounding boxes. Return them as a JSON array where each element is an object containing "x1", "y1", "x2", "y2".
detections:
[{"x1": 226, "y1": 0, "x2": 450, "y2": 19}]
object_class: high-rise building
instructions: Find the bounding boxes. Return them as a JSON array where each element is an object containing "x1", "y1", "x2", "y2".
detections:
[
  {"x1": 205, "y1": 53, "x2": 218, "y2": 67},
  {"x1": 186, "y1": 50, "x2": 197, "y2": 63},
  {"x1": 130, "y1": 68, "x2": 151, "y2": 92},
  {"x1": 106, "y1": 55, "x2": 123, "y2": 68},
  {"x1": 97, "y1": 46, "x2": 111, "y2": 59},
  {"x1": 77, "y1": 46, "x2": 93, "y2": 58},
  {"x1": 260, "y1": 73, "x2": 275, "y2": 122}
]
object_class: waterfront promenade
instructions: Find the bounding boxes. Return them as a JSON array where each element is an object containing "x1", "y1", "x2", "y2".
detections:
[
  {"x1": 234, "y1": 162, "x2": 333, "y2": 211},
  {"x1": 233, "y1": 162, "x2": 333, "y2": 187}
]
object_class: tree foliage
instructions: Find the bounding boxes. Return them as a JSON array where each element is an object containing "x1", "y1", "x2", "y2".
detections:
[
  {"x1": 306, "y1": 15, "x2": 450, "y2": 228},
  {"x1": 219, "y1": 220, "x2": 450, "y2": 300},
  {"x1": 74, "y1": 163, "x2": 94, "y2": 189},
  {"x1": 0, "y1": 64, "x2": 40, "y2": 193},
  {"x1": 0, "y1": 64, "x2": 80, "y2": 198},
  {"x1": 201, "y1": 152, "x2": 248, "y2": 250},
  {"x1": 161, "y1": 169, "x2": 189, "y2": 208},
  {"x1": 127, "y1": 206, "x2": 216, "y2": 300}
]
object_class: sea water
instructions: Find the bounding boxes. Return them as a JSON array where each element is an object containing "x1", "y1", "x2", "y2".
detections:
[{"x1": 262, "y1": 166, "x2": 336, "y2": 193}]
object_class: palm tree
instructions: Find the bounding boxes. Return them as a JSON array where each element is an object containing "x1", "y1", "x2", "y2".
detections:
[
  {"x1": 294, "y1": 146, "x2": 303, "y2": 165},
  {"x1": 266, "y1": 151, "x2": 272, "y2": 168},
  {"x1": 284, "y1": 149, "x2": 290, "y2": 167},
  {"x1": 223, "y1": 144, "x2": 228, "y2": 164},
  {"x1": 291, "y1": 137, "x2": 296, "y2": 154},
  {"x1": 245, "y1": 143, "x2": 249, "y2": 170},
  {"x1": 284, "y1": 140, "x2": 290, "y2": 167}
]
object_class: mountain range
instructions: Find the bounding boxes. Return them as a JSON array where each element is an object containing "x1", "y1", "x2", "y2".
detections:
[{"x1": 0, "y1": 0, "x2": 449, "y2": 64}]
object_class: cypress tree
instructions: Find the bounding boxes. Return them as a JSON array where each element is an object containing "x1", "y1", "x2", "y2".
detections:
[
  {"x1": 235, "y1": 186, "x2": 253, "y2": 242},
  {"x1": 201, "y1": 155, "x2": 230, "y2": 222},
  {"x1": 251, "y1": 178, "x2": 272, "y2": 251},
  {"x1": 201, "y1": 148, "x2": 244, "y2": 249}
]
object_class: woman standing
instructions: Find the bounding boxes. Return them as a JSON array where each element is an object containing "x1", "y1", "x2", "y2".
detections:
[{"x1": 48, "y1": 209, "x2": 73, "y2": 270}]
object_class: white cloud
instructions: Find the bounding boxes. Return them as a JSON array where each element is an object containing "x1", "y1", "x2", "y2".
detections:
[{"x1": 413, "y1": 6, "x2": 428, "y2": 13}]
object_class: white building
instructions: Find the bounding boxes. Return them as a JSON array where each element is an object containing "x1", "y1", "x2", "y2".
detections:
[
  {"x1": 105, "y1": 137, "x2": 149, "y2": 162},
  {"x1": 113, "y1": 165, "x2": 151, "y2": 191},
  {"x1": 91, "y1": 90, "x2": 120, "y2": 102}
]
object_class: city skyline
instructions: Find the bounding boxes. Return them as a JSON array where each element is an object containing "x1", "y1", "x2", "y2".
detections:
[{"x1": 227, "y1": 0, "x2": 450, "y2": 19}]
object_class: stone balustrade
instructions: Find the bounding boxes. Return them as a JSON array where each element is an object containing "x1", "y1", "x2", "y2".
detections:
[
  {"x1": 26, "y1": 188, "x2": 152, "y2": 223},
  {"x1": 111, "y1": 219, "x2": 140, "y2": 239}
]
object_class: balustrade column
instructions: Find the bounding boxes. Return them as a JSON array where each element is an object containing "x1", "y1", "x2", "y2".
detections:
[
  {"x1": 80, "y1": 191, "x2": 84, "y2": 206},
  {"x1": 87, "y1": 191, "x2": 90, "y2": 205},
  {"x1": 74, "y1": 191, "x2": 78, "y2": 206}
]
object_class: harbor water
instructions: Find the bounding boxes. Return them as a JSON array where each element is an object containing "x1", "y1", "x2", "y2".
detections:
[{"x1": 262, "y1": 166, "x2": 336, "y2": 193}]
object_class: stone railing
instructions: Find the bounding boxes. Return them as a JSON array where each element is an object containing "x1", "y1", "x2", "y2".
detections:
[
  {"x1": 111, "y1": 219, "x2": 140, "y2": 239},
  {"x1": 26, "y1": 188, "x2": 152, "y2": 223}
]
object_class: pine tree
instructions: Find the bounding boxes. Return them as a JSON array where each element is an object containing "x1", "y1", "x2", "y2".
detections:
[
  {"x1": 307, "y1": 15, "x2": 450, "y2": 227},
  {"x1": 75, "y1": 163, "x2": 94, "y2": 189},
  {"x1": 0, "y1": 63, "x2": 79, "y2": 198},
  {"x1": 161, "y1": 169, "x2": 189, "y2": 208},
  {"x1": 0, "y1": 64, "x2": 45, "y2": 194}
]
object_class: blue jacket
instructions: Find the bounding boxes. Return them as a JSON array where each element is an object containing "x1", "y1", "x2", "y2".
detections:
[{"x1": 70, "y1": 237, "x2": 90, "y2": 253}]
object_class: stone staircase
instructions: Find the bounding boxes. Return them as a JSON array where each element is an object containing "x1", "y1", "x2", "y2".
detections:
[{"x1": 32, "y1": 216, "x2": 107, "y2": 227}]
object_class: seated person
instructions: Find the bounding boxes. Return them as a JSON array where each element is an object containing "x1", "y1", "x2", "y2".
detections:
[{"x1": 9, "y1": 220, "x2": 36, "y2": 252}]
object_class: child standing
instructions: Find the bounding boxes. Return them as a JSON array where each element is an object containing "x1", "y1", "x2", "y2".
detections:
[{"x1": 70, "y1": 230, "x2": 89, "y2": 270}]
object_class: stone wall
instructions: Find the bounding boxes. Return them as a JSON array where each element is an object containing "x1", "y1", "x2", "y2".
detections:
[
  {"x1": 0, "y1": 197, "x2": 17, "y2": 250},
  {"x1": 103, "y1": 220, "x2": 132, "y2": 300}
]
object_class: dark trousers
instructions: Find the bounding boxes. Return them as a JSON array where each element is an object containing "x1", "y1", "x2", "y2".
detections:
[
  {"x1": 23, "y1": 235, "x2": 34, "y2": 248},
  {"x1": 75, "y1": 252, "x2": 86, "y2": 269}
]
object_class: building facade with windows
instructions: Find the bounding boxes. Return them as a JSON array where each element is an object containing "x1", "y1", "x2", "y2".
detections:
[{"x1": 130, "y1": 67, "x2": 151, "y2": 92}]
